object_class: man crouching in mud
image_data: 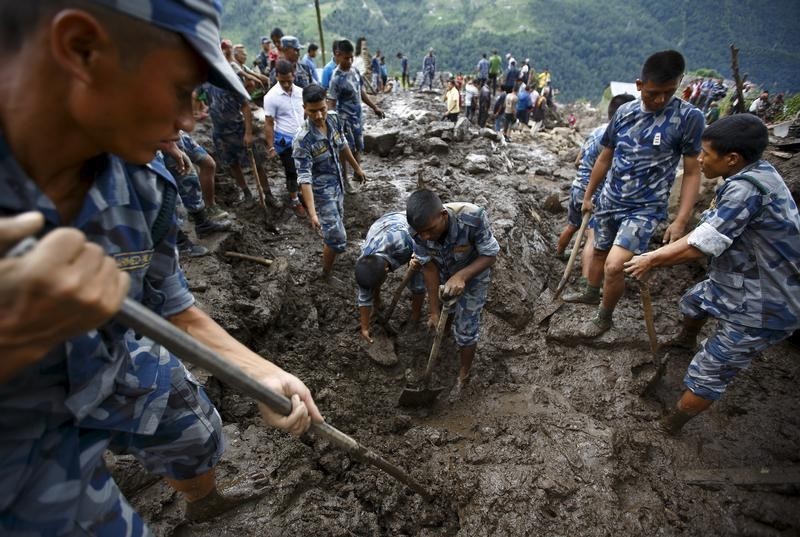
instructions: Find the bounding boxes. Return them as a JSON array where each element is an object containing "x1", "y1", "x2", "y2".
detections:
[{"x1": 0, "y1": 1, "x2": 321, "y2": 534}]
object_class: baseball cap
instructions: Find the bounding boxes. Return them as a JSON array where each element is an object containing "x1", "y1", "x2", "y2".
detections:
[
  {"x1": 281, "y1": 36, "x2": 304, "y2": 50},
  {"x1": 261, "y1": 36, "x2": 270, "y2": 44},
  {"x1": 90, "y1": 0, "x2": 248, "y2": 99}
]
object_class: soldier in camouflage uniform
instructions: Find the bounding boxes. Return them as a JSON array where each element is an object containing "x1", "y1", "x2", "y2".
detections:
[
  {"x1": 624, "y1": 114, "x2": 800, "y2": 435},
  {"x1": 327, "y1": 39, "x2": 384, "y2": 194},
  {"x1": 293, "y1": 84, "x2": 366, "y2": 276},
  {"x1": 406, "y1": 190, "x2": 500, "y2": 401},
  {"x1": 355, "y1": 212, "x2": 426, "y2": 343},
  {"x1": 0, "y1": 1, "x2": 322, "y2": 534},
  {"x1": 279, "y1": 36, "x2": 313, "y2": 90},
  {"x1": 578, "y1": 50, "x2": 705, "y2": 337}
]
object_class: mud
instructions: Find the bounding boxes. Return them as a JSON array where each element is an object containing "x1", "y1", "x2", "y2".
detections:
[{"x1": 114, "y1": 93, "x2": 800, "y2": 536}]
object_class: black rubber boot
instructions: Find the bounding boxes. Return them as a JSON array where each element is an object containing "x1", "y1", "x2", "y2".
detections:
[
  {"x1": 659, "y1": 408, "x2": 697, "y2": 435},
  {"x1": 563, "y1": 278, "x2": 601, "y2": 304},
  {"x1": 190, "y1": 208, "x2": 232, "y2": 238}
]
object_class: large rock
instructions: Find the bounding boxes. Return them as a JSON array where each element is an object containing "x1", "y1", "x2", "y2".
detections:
[
  {"x1": 454, "y1": 117, "x2": 470, "y2": 142},
  {"x1": 426, "y1": 121, "x2": 455, "y2": 138},
  {"x1": 465, "y1": 153, "x2": 491, "y2": 174},
  {"x1": 424, "y1": 137, "x2": 450, "y2": 155},
  {"x1": 480, "y1": 128, "x2": 501, "y2": 142},
  {"x1": 363, "y1": 127, "x2": 400, "y2": 157}
]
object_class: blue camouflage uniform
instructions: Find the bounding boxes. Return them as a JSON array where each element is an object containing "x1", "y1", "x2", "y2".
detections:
[
  {"x1": 410, "y1": 203, "x2": 500, "y2": 347},
  {"x1": 0, "y1": 132, "x2": 224, "y2": 536},
  {"x1": 328, "y1": 66, "x2": 365, "y2": 153},
  {"x1": 206, "y1": 83, "x2": 248, "y2": 168},
  {"x1": 357, "y1": 212, "x2": 425, "y2": 307},
  {"x1": 420, "y1": 54, "x2": 436, "y2": 90},
  {"x1": 294, "y1": 62, "x2": 314, "y2": 89},
  {"x1": 567, "y1": 124, "x2": 607, "y2": 228},
  {"x1": 678, "y1": 160, "x2": 800, "y2": 400},
  {"x1": 163, "y1": 131, "x2": 210, "y2": 213},
  {"x1": 292, "y1": 112, "x2": 349, "y2": 252},
  {"x1": 594, "y1": 97, "x2": 704, "y2": 254}
]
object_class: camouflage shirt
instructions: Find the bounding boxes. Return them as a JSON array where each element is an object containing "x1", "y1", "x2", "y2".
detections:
[
  {"x1": 292, "y1": 112, "x2": 349, "y2": 190},
  {"x1": 411, "y1": 202, "x2": 500, "y2": 277},
  {"x1": 686, "y1": 160, "x2": 800, "y2": 330},
  {"x1": 597, "y1": 97, "x2": 704, "y2": 217},
  {"x1": 328, "y1": 67, "x2": 364, "y2": 126},
  {"x1": 357, "y1": 212, "x2": 417, "y2": 306}
]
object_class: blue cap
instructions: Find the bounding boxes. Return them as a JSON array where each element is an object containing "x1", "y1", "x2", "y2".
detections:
[
  {"x1": 280, "y1": 35, "x2": 303, "y2": 50},
  {"x1": 90, "y1": 0, "x2": 248, "y2": 99}
]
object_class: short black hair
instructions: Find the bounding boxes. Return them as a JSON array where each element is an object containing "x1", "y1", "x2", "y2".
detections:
[
  {"x1": 641, "y1": 50, "x2": 685, "y2": 84},
  {"x1": 302, "y1": 83, "x2": 327, "y2": 104},
  {"x1": 338, "y1": 39, "x2": 354, "y2": 54},
  {"x1": 354, "y1": 255, "x2": 388, "y2": 289},
  {"x1": 308, "y1": 43, "x2": 319, "y2": 52},
  {"x1": 396, "y1": 52, "x2": 402, "y2": 59},
  {"x1": 406, "y1": 190, "x2": 443, "y2": 230},
  {"x1": 608, "y1": 94, "x2": 636, "y2": 120},
  {"x1": 275, "y1": 59, "x2": 294, "y2": 76},
  {"x1": 701, "y1": 114, "x2": 768, "y2": 164},
  {"x1": 332, "y1": 40, "x2": 340, "y2": 53},
  {"x1": 270, "y1": 27, "x2": 283, "y2": 39}
]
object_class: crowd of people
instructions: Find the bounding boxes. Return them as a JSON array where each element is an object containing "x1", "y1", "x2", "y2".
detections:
[{"x1": 1, "y1": 1, "x2": 798, "y2": 535}]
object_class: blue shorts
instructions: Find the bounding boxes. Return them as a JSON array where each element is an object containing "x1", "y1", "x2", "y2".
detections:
[
  {"x1": 312, "y1": 181, "x2": 347, "y2": 252},
  {"x1": 212, "y1": 127, "x2": 246, "y2": 168},
  {"x1": 179, "y1": 133, "x2": 210, "y2": 164},
  {"x1": 567, "y1": 186, "x2": 597, "y2": 229},
  {"x1": 442, "y1": 269, "x2": 491, "y2": 347},
  {"x1": 592, "y1": 211, "x2": 659, "y2": 254}
]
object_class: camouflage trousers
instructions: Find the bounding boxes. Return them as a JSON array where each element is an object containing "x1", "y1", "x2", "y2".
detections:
[
  {"x1": 0, "y1": 363, "x2": 224, "y2": 536},
  {"x1": 680, "y1": 290, "x2": 795, "y2": 401},
  {"x1": 443, "y1": 268, "x2": 492, "y2": 347},
  {"x1": 312, "y1": 179, "x2": 346, "y2": 253},
  {"x1": 164, "y1": 157, "x2": 204, "y2": 213}
]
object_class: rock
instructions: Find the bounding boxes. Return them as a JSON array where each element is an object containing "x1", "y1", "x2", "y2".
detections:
[
  {"x1": 424, "y1": 137, "x2": 450, "y2": 155},
  {"x1": 364, "y1": 127, "x2": 400, "y2": 157},
  {"x1": 426, "y1": 155, "x2": 441, "y2": 167},
  {"x1": 551, "y1": 127, "x2": 573, "y2": 138},
  {"x1": 465, "y1": 153, "x2": 491, "y2": 173},
  {"x1": 454, "y1": 117, "x2": 470, "y2": 141},
  {"x1": 480, "y1": 128, "x2": 501, "y2": 142},
  {"x1": 542, "y1": 193, "x2": 564, "y2": 213},
  {"x1": 554, "y1": 167, "x2": 575, "y2": 180},
  {"x1": 426, "y1": 121, "x2": 454, "y2": 138}
]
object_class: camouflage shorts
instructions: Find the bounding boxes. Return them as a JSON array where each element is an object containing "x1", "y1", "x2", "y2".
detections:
[
  {"x1": 212, "y1": 128, "x2": 247, "y2": 168},
  {"x1": 446, "y1": 269, "x2": 491, "y2": 347},
  {"x1": 0, "y1": 364, "x2": 223, "y2": 536},
  {"x1": 164, "y1": 159, "x2": 204, "y2": 213},
  {"x1": 593, "y1": 210, "x2": 659, "y2": 254},
  {"x1": 342, "y1": 119, "x2": 364, "y2": 153},
  {"x1": 179, "y1": 132, "x2": 209, "y2": 163},
  {"x1": 312, "y1": 181, "x2": 347, "y2": 252},
  {"x1": 680, "y1": 291, "x2": 794, "y2": 401},
  {"x1": 567, "y1": 186, "x2": 597, "y2": 229}
]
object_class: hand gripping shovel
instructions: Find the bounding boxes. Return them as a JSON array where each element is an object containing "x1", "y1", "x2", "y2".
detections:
[
  {"x1": 364, "y1": 265, "x2": 419, "y2": 366},
  {"x1": 398, "y1": 288, "x2": 455, "y2": 407},
  {"x1": 7, "y1": 237, "x2": 434, "y2": 501}
]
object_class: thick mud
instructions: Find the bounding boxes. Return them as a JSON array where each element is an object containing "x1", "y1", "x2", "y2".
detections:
[{"x1": 115, "y1": 93, "x2": 800, "y2": 536}]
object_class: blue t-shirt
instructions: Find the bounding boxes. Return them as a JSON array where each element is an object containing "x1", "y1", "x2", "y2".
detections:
[
  {"x1": 321, "y1": 60, "x2": 337, "y2": 89},
  {"x1": 597, "y1": 97, "x2": 704, "y2": 217}
]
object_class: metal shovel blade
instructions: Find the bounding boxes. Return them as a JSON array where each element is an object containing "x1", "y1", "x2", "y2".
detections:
[
  {"x1": 363, "y1": 326, "x2": 398, "y2": 366},
  {"x1": 398, "y1": 384, "x2": 446, "y2": 407}
]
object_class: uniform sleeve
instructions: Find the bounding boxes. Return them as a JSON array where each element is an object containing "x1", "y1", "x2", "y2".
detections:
[
  {"x1": 600, "y1": 115, "x2": 618, "y2": 148},
  {"x1": 412, "y1": 237, "x2": 432, "y2": 265},
  {"x1": 688, "y1": 180, "x2": 763, "y2": 257},
  {"x1": 473, "y1": 209, "x2": 500, "y2": 257},
  {"x1": 333, "y1": 116, "x2": 349, "y2": 152},
  {"x1": 680, "y1": 107, "x2": 705, "y2": 156},
  {"x1": 328, "y1": 75, "x2": 340, "y2": 102},
  {"x1": 292, "y1": 136, "x2": 313, "y2": 185}
]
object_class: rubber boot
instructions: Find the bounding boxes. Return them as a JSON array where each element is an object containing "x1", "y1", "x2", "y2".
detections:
[
  {"x1": 659, "y1": 391, "x2": 713, "y2": 435},
  {"x1": 563, "y1": 278, "x2": 601, "y2": 305},
  {"x1": 190, "y1": 208, "x2": 232, "y2": 238},
  {"x1": 176, "y1": 229, "x2": 209, "y2": 257},
  {"x1": 579, "y1": 306, "x2": 613, "y2": 337},
  {"x1": 663, "y1": 317, "x2": 706, "y2": 351}
]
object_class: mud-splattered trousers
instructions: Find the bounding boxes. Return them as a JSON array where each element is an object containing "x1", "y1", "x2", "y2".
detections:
[
  {"x1": 593, "y1": 97, "x2": 704, "y2": 253},
  {"x1": 411, "y1": 203, "x2": 500, "y2": 347},
  {"x1": 163, "y1": 131, "x2": 210, "y2": 213},
  {"x1": 328, "y1": 67, "x2": 365, "y2": 153},
  {"x1": 678, "y1": 160, "x2": 800, "y2": 400},
  {"x1": 206, "y1": 83, "x2": 249, "y2": 168},
  {"x1": 0, "y1": 141, "x2": 224, "y2": 536},
  {"x1": 357, "y1": 212, "x2": 425, "y2": 307},
  {"x1": 293, "y1": 112, "x2": 350, "y2": 252}
]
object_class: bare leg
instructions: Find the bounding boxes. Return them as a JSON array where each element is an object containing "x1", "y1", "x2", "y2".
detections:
[
  {"x1": 197, "y1": 155, "x2": 217, "y2": 207},
  {"x1": 600, "y1": 245, "x2": 635, "y2": 312},
  {"x1": 556, "y1": 223, "x2": 578, "y2": 256},
  {"x1": 580, "y1": 228, "x2": 595, "y2": 279},
  {"x1": 166, "y1": 469, "x2": 215, "y2": 502},
  {"x1": 410, "y1": 293, "x2": 424, "y2": 321},
  {"x1": 322, "y1": 244, "x2": 337, "y2": 275},
  {"x1": 228, "y1": 163, "x2": 249, "y2": 192},
  {"x1": 587, "y1": 247, "x2": 609, "y2": 289},
  {"x1": 457, "y1": 344, "x2": 477, "y2": 382},
  {"x1": 661, "y1": 390, "x2": 713, "y2": 435}
]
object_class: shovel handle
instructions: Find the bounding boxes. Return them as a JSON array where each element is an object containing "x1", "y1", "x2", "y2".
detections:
[
  {"x1": 421, "y1": 290, "x2": 454, "y2": 384},
  {"x1": 381, "y1": 264, "x2": 419, "y2": 325},
  {"x1": 640, "y1": 281, "x2": 659, "y2": 355},
  {"x1": 248, "y1": 147, "x2": 267, "y2": 210},
  {"x1": 553, "y1": 211, "x2": 591, "y2": 300}
]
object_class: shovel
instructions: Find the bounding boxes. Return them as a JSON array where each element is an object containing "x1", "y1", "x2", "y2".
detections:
[
  {"x1": 398, "y1": 290, "x2": 455, "y2": 407},
  {"x1": 640, "y1": 279, "x2": 659, "y2": 355},
  {"x1": 533, "y1": 211, "x2": 591, "y2": 324},
  {"x1": 7, "y1": 237, "x2": 434, "y2": 501},
  {"x1": 364, "y1": 265, "x2": 419, "y2": 366},
  {"x1": 248, "y1": 147, "x2": 278, "y2": 233}
]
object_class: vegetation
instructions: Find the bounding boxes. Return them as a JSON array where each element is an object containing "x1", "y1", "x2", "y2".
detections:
[{"x1": 220, "y1": 0, "x2": 800, "y2": 102}]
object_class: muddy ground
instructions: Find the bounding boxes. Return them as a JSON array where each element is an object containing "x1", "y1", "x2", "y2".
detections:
[{"x1": 114, "y1": 91, "x2": 800, "y2": 536}]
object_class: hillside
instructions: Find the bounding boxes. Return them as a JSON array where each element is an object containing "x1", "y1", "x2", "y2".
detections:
[{"x1": 220, "y1": 0, "x2": 800, "y2": 102}]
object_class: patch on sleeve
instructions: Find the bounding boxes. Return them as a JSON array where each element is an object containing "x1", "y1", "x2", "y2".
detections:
[{"x1": 114, "y1": 249, "x2": 154, "y2": 271}]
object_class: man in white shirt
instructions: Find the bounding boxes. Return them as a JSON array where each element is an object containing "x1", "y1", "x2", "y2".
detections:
[{"x1": 263, "y1": 59, "x2": 307, "y2": 216}]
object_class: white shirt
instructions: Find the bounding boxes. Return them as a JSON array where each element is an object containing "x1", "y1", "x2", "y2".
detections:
[{"x1": 263, "y1": 82, "x2": 305, "y2": 136}]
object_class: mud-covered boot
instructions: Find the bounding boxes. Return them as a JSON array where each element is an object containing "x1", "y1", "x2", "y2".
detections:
[
  {"x1": 563, "y1": 278, "x2": 601, "y2": 305},
  {"x1": 659, "y1": 408, "x2": 697, "y2": 435},
  {"x1": 191, "y1": 208, "x2": 232, "y2": 238},
  {"x1": 185, "y1": 484, "x2": 268, "y2": 523},
  {"x1": 662, "y1": 317, "x2": 706, "y2": 351},
  {"x1": 176, "y1": 230, "x2": 209, "y2": 258},
  {"x1": 578, "y1": 306, "x2": 613, "y2": 337}
]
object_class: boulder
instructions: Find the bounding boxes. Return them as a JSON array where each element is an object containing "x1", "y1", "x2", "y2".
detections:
[
  {"x1": 426, "y1": 121, "x2": 455, "y2": 138},
  {"x1": 465, "y1": 153, "x2": 491, "y2": 174},
  {"x1": 363, "y1": 128, "x2": 400, "y2": 157},
  {"x1": 424, "y1": 137, "x2": 450, "y2": 155},
  {"x1": 480, "y1": 128, "x2": 501, "y2": 142},
  {"x1": 454, "y1": 117, "x2": 470, "y2": 141}
]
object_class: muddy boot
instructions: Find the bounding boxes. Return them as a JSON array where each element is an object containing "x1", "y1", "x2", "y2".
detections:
[
  {"x1": 659, "y1": 408, "x2": 697, "y2": 435},
  {"x1": 177, "y1": 230, "x2": 209, "y2": 258},
  {"x1": 578, "y1": 307, "x2": 613, "y2": 337},
  {"x1": 185, "y1": 486, "x2": 268, "y2": 523},
  {"x1": 662, "y1": 317, "x2": 706, "y2": 351},
  {"x1": 448, "y1": 376, "x2": 469, "y2": 403},
  {"x1": 190, "y1": 208, "x2": 232, "y2": 238},
  {"x1": 563, "y1": 278, "x2": 601, "y2": 305},
  {"x1": 205, "y1": 205, "x2": 229, "y2": 220},
  {"x1": 344, "y1": 176, "x2": 358, "y2": 195}
]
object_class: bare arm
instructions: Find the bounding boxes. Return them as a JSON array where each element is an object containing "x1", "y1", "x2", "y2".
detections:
[
  {"x1": 422, "y1": 262, "x2": 441, "y2": 330},
  {"x1": 663, "y1": 155, "x2": 701, "y2": 243},
  {"x1": 442, "y1": 255, "x2": 497, "y2": 298},
  {"x1": 169, "y1": 305, "x2": 323, "y2": 435},
  {"x1": 582, "y1": 146, "x2": 613, "y2": 211},
  {"x1": 623, "y1": 235, "x2": 705, "y2": 280},
  {"x1": 360, "y1": 87, "x2": 383, "y2": 117},
  {"x1": 264, "y1": 116, "x2": 277, "y2": 158},
  {"x1": 300, "y1": 183, "x2": 319, "y2": 231},
  {"x1": 339, "y1": 145, "x2": 365, "y2": 181}
]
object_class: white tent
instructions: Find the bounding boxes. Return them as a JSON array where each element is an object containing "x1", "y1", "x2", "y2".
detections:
[{"x1": 609, "y1": 81, "x2": 639, "y2": 98}]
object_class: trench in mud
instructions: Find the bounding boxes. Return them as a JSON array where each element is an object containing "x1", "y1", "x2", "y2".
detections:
[{"x1": 115, "y1": 91, "x2": 800, "y2": 537}]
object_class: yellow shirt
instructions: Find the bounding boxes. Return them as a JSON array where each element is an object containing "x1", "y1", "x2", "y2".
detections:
[{"x1": 445, "y1": 87, "x2": 460, "y2": 114}]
